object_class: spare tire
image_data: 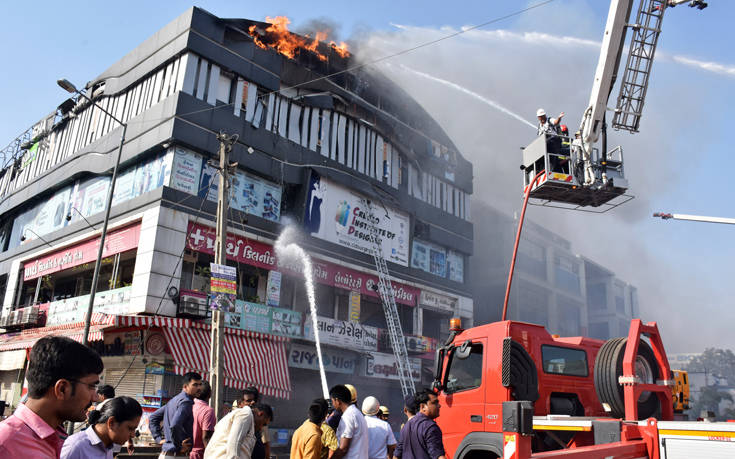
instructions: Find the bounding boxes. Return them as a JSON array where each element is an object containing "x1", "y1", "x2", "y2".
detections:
[{"x1": 594, "y1": 337, "x2": 659, "y2": 419}]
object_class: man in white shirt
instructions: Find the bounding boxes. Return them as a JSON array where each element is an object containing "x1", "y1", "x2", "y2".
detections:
[
  {"x1": 330, "y1": 385, "x2": 368, "y2": 459},
  {"x1": 362, "y1": 396, "x2": 397, "y2": 459},
  {"x1": 203, "y1": 400, "x2": 272, "y2": 459}
]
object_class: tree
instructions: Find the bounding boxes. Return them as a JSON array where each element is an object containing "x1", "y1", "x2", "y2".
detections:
[
  {"x1": 685, "y1": 348, "x2": 735, "y2": 383},
  {"x1": 687, "y1": 386, "x2": 733, "y2": 421}
]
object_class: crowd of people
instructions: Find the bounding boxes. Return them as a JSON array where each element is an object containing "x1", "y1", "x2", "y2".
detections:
[{"x1": 0, "y1": 336, "x2": 448, "y2": 459}]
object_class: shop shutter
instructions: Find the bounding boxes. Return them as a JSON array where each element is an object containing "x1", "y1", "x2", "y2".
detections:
[{"x1": 103, "y1": 365, "x2": 148, "y2": 401}]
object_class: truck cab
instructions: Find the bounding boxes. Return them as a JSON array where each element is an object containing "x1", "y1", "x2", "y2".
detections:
[{"x1": 432, "y1": 318, "x2": 673, "y2": 458}]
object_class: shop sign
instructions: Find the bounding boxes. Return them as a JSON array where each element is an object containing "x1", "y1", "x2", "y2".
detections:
[
  {"x1": 304, "y1": 173, "x2": 410, "y2": 266},
  {"x1": 145, "y1": 361, "x2": 174, "y2": 375},
  {"x1": 23, "y1": 224, "x2": 141, "y2": 281},
  {"x1": 419, "y1": 290, "x2": 457, "y2": 313},
  {"x1": 170, "y1": 147, "x2": 203, "y2": 194},
  {"x1": 363, "y1": 351, "x2": 421, "y2": 381},
  {"x1": 186, "y1": 222, "x2": 418, "y2": 306},
  {"x1": 266, "y1": 271, "x2": 282, "y2": 307},
  {"x1": 377, "y1": 330, "x2": 438, "y2": 354},
  {"x1": 230, "y1": 300, "x2": 303, "y2": 338},
  {"x1": 304, "y1": 316, "x2": 378, "y2": 351},
  {"x1": 46, "y1": 286, "x2": 133, "y2": 326},
  {"x1": 288, "y1": 343, "x2": 357, "y2": 375},
  {"x1": 348, "y1": 292, "x2": 360, "y2": 323}
]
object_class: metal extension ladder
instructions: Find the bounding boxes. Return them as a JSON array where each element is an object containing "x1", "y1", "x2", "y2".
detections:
[
  {"x1": 364, "y1": 199, "x2": 416, "y2": 397},
  {"x1": 612, "y1": 0, "x2": 667, "y2": 132}
]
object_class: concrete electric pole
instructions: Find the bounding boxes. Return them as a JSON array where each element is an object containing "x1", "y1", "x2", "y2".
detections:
[{"x1": 210, "y1": 131, "x2": 238, "y2": 419}]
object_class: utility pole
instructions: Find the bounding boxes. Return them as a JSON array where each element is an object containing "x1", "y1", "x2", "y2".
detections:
[{"x1": 210, "y1": 132, "x2": 238, "y2": 419}]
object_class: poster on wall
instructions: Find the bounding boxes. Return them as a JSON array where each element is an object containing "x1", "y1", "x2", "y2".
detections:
[
  {"x1": 304, "y1": 172, "x2": 409, "y2": 266},
  {"x1": 411, "y1": 239, "x2": 447, "y2": 278},
  {"x1": 260, "y1": 181, "x2": 281, "y2": 222},
  {"x1": 303, "y1": 316, "x2": 378, "y2": 351},
  {"x1": 79, "y1": 176, "x2": 111, "y2": 218},
  {"x1": 411, "y1": 240, "x2": 430, "y2": 272},
  {"x1": 447, "y1": 250, "x2": 464, "y2": 283},
  {"x1": 198, "y1": 162, "x2": 219, "y2": 202},
  {"x1": 171, "y1": 147, "x2": 203, "y2": 194},
  {"x1": 112, "y1": 167, "x2": 137, "y2": 206},
  {"x1": 266, "y1": 271, "x2": 282, "y2": 307},
  {"x1": 134, "y1": 151, "x2": 172, "y2": 197},
  {"x1": 33, "y1": 185, "x2": 71, "y2": 236},
  {"x1": 230, "y1": 170, "x2": 261, "y2": 215},
  {"x1": 210, "y1": 263, "x2": 237, "y2": 311}
]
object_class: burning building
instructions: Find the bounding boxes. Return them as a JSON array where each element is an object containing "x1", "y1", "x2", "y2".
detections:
[{"x1": 0, "y1": 7, "x2": 473, "y2": 444}]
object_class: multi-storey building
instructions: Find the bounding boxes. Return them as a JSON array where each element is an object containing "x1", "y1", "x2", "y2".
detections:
[
  {"x1": 472, "y1": 202, "x2": 637, "y2": 340},
  {"x1": 0, "y1": 7, "x2": 473, "y2": 442}
]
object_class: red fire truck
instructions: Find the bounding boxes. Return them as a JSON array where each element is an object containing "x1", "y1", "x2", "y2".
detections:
[{"x1": 432, "y1": 318, "x2": 735, "y2": 458}]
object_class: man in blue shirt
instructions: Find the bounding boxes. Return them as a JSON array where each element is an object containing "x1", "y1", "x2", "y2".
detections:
[
  {"x1": 150, "y1": 372, "x2": 203, "y2": 458},
  {"x1": 394, "y1": 389, "x2": 445, "y2": 459}
]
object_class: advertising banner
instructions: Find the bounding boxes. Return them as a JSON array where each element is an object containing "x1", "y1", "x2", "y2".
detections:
[
  {"x1": 266, "y1": 271, "x2": 282, "y2": 307},
  {"x1": 377, "y1": 330, "x2": 438, "y2": 354},
  {"x1": 133, "y1": 151, "x2": 172, "y2": 197},
  {"x1": 363, "y1": 351, "x2": 421, "y2": 381},
  {"x1": 230, "y1": 300, "x2": 303, "y2": 338},
  {"x1": 210, "y1": 263, "x2": 237, "y2": 311},
  {"x1": 447, "y1": 250, "x2": 464, "y2": 283},
  {"x1": 46, "y1": 286, "x2": 133, "y2": 326},
  {"x1": 348, "y1": 291, "x2": 360, "y2": 323},
  {"x1": 303, "y1": 316, "x2": 378, "y2": 351},
  {"x1": 304, "y1": 173, "x2": 409, "y2": 266},
  {"x1": 411, "y1": 239, "x2": 447, "y2": 278},
  {"x1": 187, "y1": 222, "x2": 418, "y2": 306},
  {"x1": 171, "y1": 147, "x2": 203, "y2": 194},
  {"x1": 288, "y1": 343, "x2": 357, "y2": 375},
  {"x1": 24, "y1": 224, "x2": 141, "y2": 281}
]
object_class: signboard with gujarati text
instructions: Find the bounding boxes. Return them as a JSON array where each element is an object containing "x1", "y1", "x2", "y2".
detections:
[{"x1": 303, "y1": 316, "x2": 378, "y2": 351}]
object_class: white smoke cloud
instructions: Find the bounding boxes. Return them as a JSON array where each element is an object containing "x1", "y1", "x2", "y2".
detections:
[{"x1": 356, "y1": 14, "x2": 733, "y2": 352}]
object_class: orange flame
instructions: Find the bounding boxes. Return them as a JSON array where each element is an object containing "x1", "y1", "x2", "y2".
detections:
[{"x1": 248, "y1": 16, "x2": 349, "y2": 62}]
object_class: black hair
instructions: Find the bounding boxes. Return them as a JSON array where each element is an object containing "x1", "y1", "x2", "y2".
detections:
[
  {"x1": 97, "y1": 384, "x2": 115, "y2": 399},
  {"x1": 414, "y1": 389, "x2": 436, "y2": 408},
  {"x1": 254, "y1": 403, "x2": 273, "y2": 421},
  {"x1": 27, "y1": 336, "x2": 104, "y2": 398},
  {"x1": 404, "y1": 394, "x2": 419, "y2": 415},
  {"x1": 243, "y1": 386, "x2": 260, "y2": 402},
  {"x1": 87, "y1": 396, "x2": 142, "y2": 426},
  {"x1": 308, "y1": 398, "x2": 328, "y2": 424},
  {"x1": 329, "y1": 384, "x2": 351, "y2": 404},
  {"x1": 182, "y1": 372, "x2": 202, "y2": 384},
  {"x1": 198, "y1": 380, "x2": 212, "y2": 401}
]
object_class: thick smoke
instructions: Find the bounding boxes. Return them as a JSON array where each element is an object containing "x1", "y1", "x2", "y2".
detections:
[{"x1": 354, "y1": 10, "x2": 733, "y2": 352}]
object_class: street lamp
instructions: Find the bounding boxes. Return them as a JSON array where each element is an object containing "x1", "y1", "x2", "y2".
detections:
[{"x1": 57, "y1": 78, "x2": 127, "y2": 346}]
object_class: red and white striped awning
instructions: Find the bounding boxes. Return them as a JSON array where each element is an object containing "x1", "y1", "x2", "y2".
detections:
[
  {"x1": 163, "y1": 327, "x2": 291, "y2": 399},
  {"x1": 0, "y1": 313, "x2": 116, "y2": 351}
]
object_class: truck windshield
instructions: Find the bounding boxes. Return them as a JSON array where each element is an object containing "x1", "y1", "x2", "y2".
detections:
[{"x1": 444, "y1": 343, "x2": 483, "y2": 393}]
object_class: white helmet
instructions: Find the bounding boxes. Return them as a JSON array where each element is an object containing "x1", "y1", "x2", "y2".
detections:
[
  {"x1": 536, "y1": 108, "x2": 546, "y2": 117},
  {"x1": 361, "y1": 396, "x2": 380, "y2": 416}
]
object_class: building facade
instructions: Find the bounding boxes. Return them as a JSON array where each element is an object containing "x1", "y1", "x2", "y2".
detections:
[
  {"x1": 472, "y1": 202, "x2": 637, "y2": 340},
  {"x1": 0, "y1": 7, "x2": 473, "y2": 443}
]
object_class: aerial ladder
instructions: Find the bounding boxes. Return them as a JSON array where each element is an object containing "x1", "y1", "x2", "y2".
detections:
[
  {"x1": 521, "y1": 0, "x2": 706, "y2": 211},
  {"x1": 363, "y1": 199, "x2": 415, "y2": 397}
]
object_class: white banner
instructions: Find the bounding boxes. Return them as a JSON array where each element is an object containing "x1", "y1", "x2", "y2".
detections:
[
  {"x1": 288, "y1": 343, "x2": 358, "y2": 375},
  {"x1": 303, "y1": 316, "x2": 378, "y2": 351},
  {"x1": 363, "y1": 352, "x2": 422, "y2": 381},
  {"x1": 304, "y1": 174, "x2": 410, "y2": 266}
]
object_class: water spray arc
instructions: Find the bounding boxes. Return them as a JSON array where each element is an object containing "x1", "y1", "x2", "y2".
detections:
[
  {"x1": 275, "y1": 227, "x2": 329, "y2": 399},
  {"x1": 395, "y1": 65, "x2": 537, "y2": 130}
]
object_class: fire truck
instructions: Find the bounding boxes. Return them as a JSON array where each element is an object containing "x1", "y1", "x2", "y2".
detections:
[
  {"x1": 431, "y1": 317, "x2": 735, "y2": 458},
  {"x1": 427, "y1": 0, "x2": 735, "y2": 457}
]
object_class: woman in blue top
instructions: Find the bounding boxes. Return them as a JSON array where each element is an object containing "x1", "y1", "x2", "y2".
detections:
[{"x1": 61, "y1": 396, "x2": 142, "y2": 459}]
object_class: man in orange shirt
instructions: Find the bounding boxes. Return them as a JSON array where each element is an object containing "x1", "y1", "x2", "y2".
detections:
[{"x1": 291, "y1": 398, "x2": 328, "y2": 459}]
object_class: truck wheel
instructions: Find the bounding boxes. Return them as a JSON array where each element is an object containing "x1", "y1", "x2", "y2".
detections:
[{"x1": 594, "y1": 337, "x2": 659, "y2": 419}]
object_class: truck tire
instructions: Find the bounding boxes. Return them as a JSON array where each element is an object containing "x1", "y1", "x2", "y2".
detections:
[{"x1": 594, "y1": 337, "x2": 659, "y2": 419}]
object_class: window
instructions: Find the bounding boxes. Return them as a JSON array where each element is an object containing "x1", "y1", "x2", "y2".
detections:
[
  {"x1": 554, "y1": 255, "x2": 580, "y2": 293},
  {"x1": 589, "y1": 322, "x2": 609, "y2": 340},
  {"x1": 541, "y1": 345, "x2": 588, "y2": 376},
  {"x1": 444, "y1": 342, "x2": 483, "y2": 393},
  {"x1": 518, "y1": 240, "x2": 546, "y2": 280}
]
